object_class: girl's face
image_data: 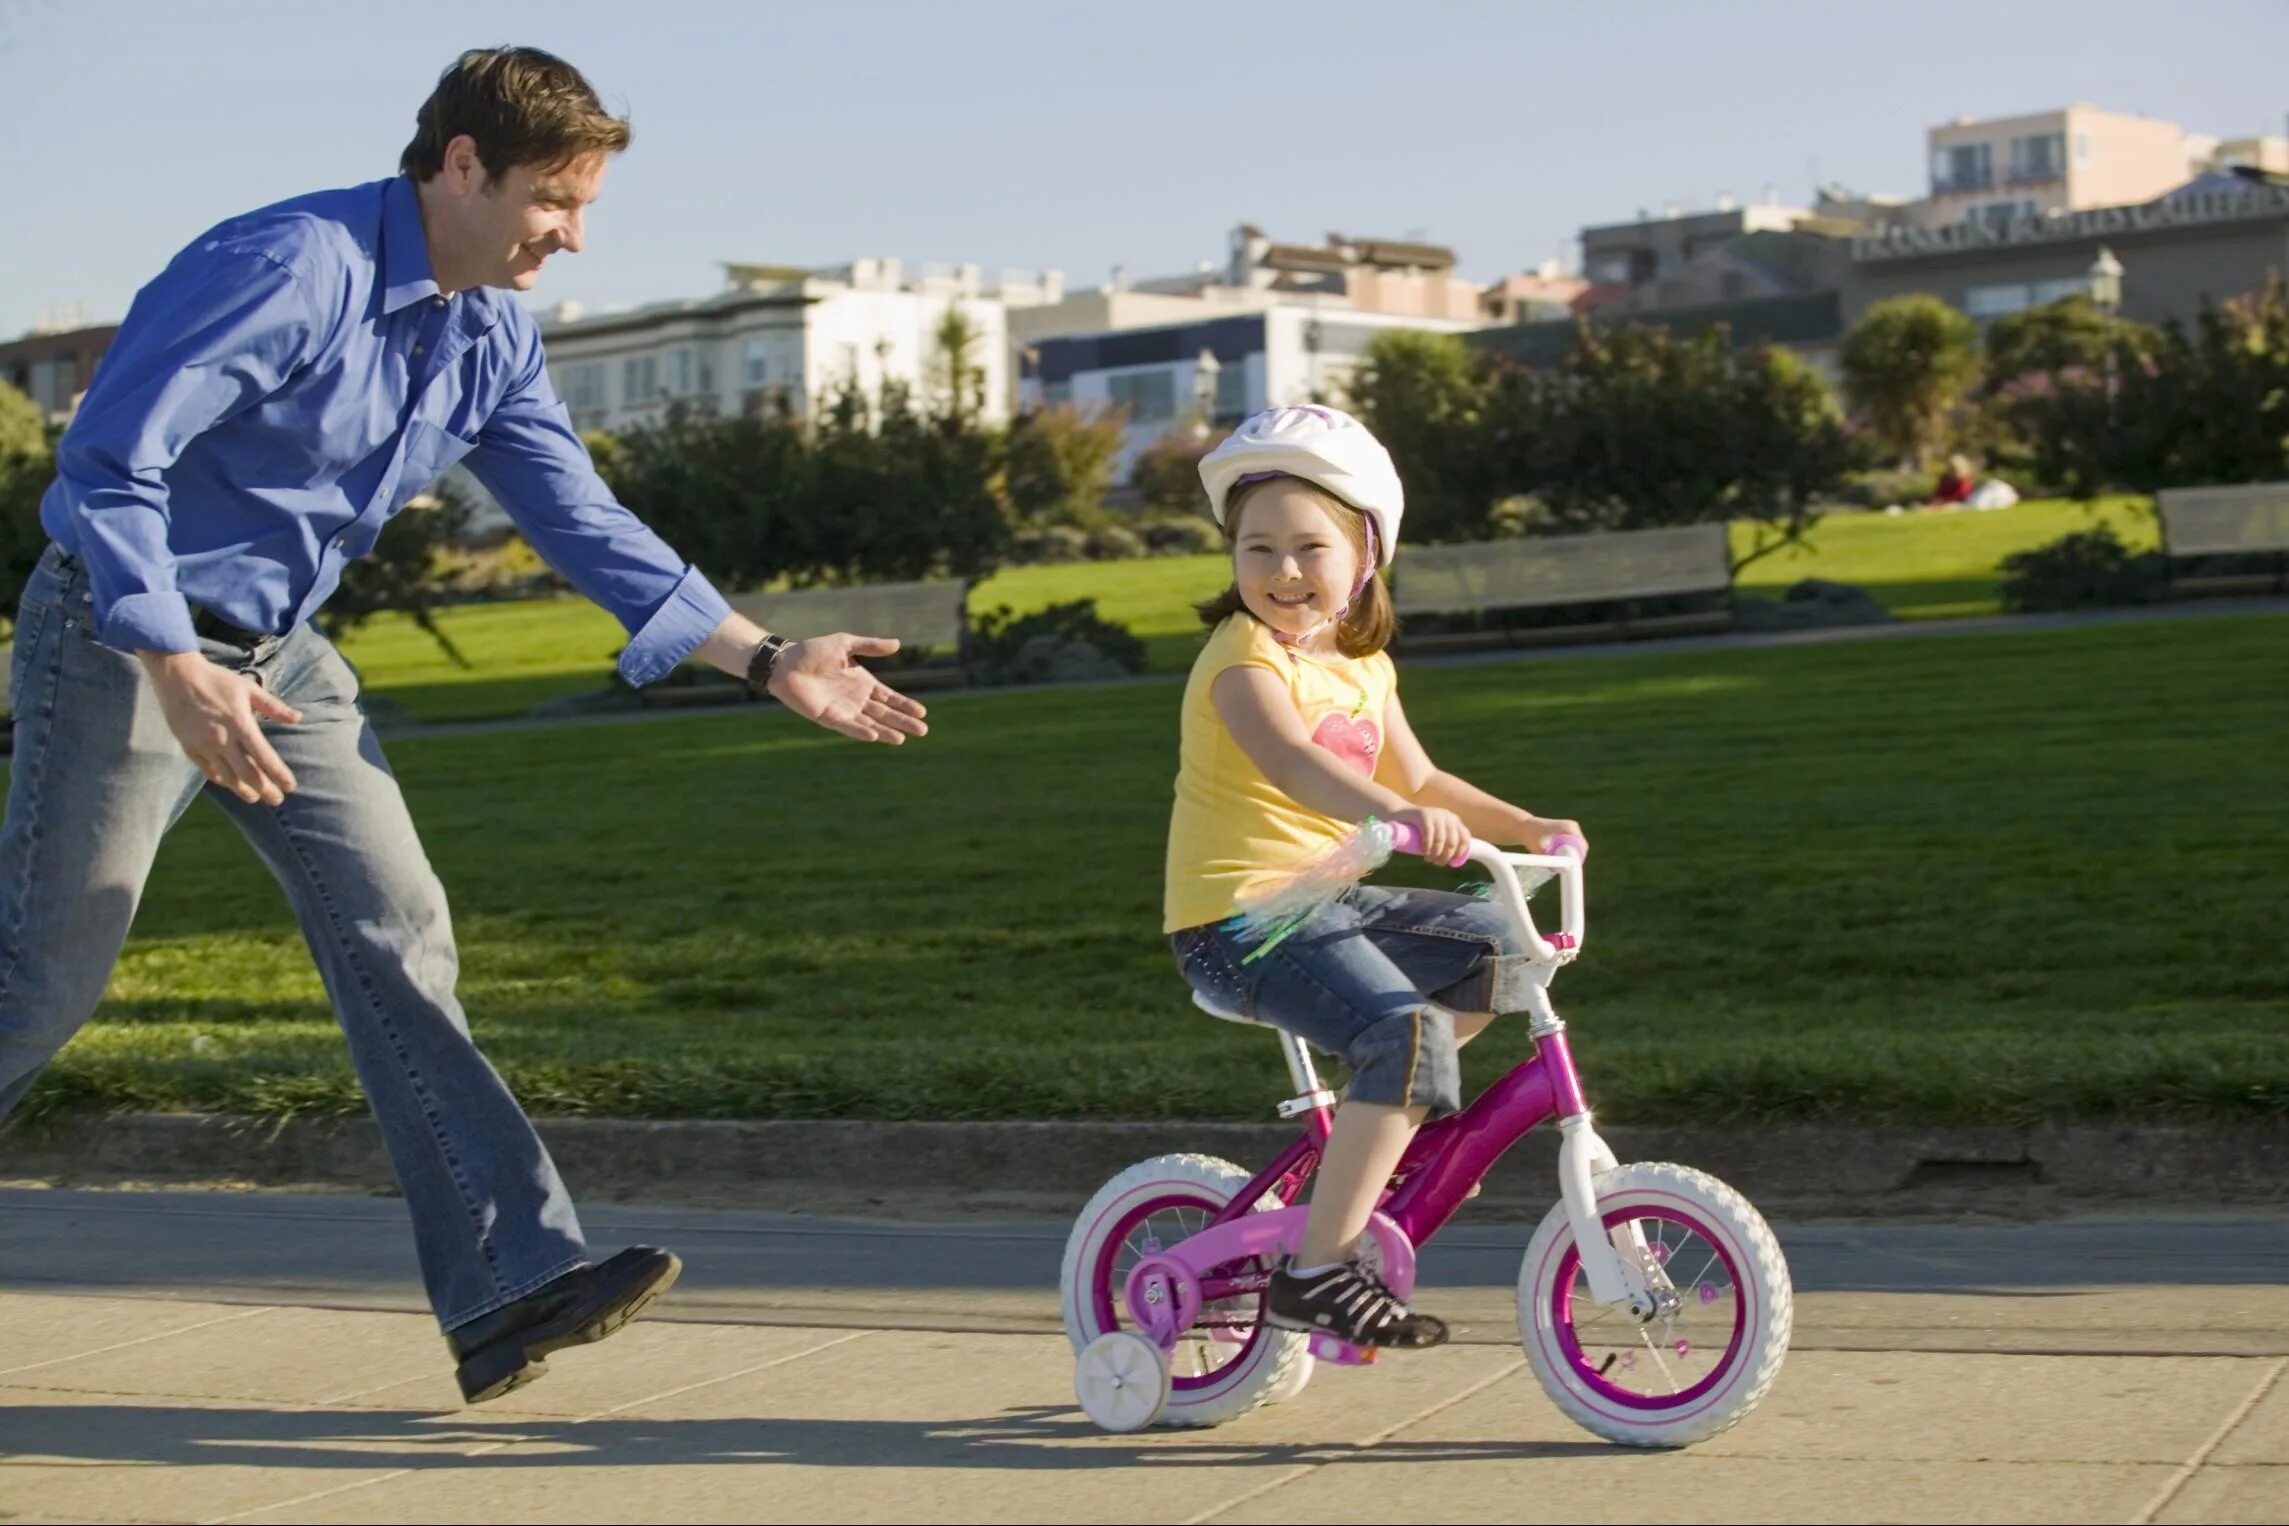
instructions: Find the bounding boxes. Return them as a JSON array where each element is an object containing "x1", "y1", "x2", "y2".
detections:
[{"x1": 1232, "y1": 480, "x2": 1363, "y2": 646}]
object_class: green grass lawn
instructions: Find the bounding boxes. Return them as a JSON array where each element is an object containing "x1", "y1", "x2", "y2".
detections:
[
  {"x1": 339, "y1": 497, "x2": 2160, "y2": 724},
  {"x1": 28, "y1": 610, "x2": 2287, "y2": 1128}
]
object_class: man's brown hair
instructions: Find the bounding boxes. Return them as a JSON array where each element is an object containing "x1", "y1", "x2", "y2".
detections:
[{"x1": 400, "y1": 47, "x2": 631, "y2": 181}]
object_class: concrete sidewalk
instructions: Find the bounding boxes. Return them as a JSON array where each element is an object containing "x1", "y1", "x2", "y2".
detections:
[{"x1": 3, "y1": 1189, "x2": 2286, "y2": 1524}]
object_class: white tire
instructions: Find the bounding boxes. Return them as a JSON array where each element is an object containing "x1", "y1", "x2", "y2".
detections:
[
  {"x1": 1517, "y1": 1162, "x2": 1792, "y2": 1448},
  {"x1": 1075, "y1": 1330, "x2": 1170, "y2": 1432},
  {"x1": 1060, "y1": 1153, "x2": 1310, "y2": 1428}
]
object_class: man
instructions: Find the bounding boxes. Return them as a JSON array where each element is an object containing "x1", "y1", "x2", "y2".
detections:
[{"x1": 0, "y1": 47, "x2": 927, "y2": 1404}]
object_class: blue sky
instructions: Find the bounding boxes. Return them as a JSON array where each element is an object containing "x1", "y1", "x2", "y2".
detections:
[{"x1": 2, "y1": 0, "x2": 2283, "y2": 338}]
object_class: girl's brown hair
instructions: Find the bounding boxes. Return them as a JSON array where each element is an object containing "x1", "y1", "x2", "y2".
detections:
[{"x1": 1193, "y1": 475, "x2": 1396, "y2": 658}]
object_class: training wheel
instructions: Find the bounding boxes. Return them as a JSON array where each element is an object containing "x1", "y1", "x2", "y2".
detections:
[{"x1": 1075, "y1": 1330, "x2": 1171, "y2": 1433}]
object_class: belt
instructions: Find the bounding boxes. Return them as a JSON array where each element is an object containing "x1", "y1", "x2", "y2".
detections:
[{"x1": 191, "y1": 606, "x2": 275, "y2": 651}]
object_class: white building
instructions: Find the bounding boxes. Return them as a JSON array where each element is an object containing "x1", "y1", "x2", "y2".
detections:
[
  {"x1": 1019, "y1": 303, "x2": 1485, "y2": 477},
  {"x1": 537, "y1": 258, "x2": 1047, "y2": 434}
]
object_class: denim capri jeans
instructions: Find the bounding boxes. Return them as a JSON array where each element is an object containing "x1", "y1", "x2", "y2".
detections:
[{"x1": 1171, "y1": 886, "x2": 1534, "y2": 1119}]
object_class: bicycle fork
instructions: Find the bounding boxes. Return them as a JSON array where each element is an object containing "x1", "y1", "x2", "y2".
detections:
[{"x1": 1525, "y1": 977, "x2": 1668, "y2": 1319}]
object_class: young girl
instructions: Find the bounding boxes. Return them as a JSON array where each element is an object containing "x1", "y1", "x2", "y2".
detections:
[{"x1": 1165, "y1": 404, "x2": 1585, "y2": 1351}]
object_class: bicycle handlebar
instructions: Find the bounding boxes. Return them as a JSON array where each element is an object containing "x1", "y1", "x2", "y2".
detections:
[{"x1": 1386, "y1": 822, "x2": 1587, "y2": 962}]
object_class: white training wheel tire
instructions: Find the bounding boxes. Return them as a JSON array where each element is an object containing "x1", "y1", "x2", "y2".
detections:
[{"x1": 1076, "y1": 1330, "x2": 1171, "y2": 1433}]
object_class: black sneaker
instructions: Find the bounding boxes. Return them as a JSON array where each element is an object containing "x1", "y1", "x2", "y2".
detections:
[
  {"x1": 1264, "y1": 1258, "x2": 1449, "y2": 1350},
  {"x1": 444, "y1": 1246, "x2": 683, "y2": 1404}
]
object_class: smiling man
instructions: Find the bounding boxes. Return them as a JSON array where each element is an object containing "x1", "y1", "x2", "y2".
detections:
[{"x1": 0, "y1": 48, "x2": 927, "y2": 1405}]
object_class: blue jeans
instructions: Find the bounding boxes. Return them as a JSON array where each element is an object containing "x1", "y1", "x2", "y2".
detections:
[
  {"x1": 1172, "y1": 886, "x2": 1533, "y2": 1118},
  {"x1": 0, "y1": 544, "x2": 587, "y2": 1330}
]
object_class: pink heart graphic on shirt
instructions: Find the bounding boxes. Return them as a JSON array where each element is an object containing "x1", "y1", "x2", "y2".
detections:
[{"x1": 1311, "y1": 712, "x2": 1382, "y2": 777}]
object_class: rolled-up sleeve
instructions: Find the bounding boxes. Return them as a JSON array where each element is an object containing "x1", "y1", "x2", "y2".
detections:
[
  {"x1": 461, "y1": 320, "x2": 732, "y2": 687},
  {"x1": 53, "y1": 249, "x2": 313, "y2": 653}
]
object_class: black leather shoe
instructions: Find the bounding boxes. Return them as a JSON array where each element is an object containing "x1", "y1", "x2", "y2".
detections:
[{"x1": 445, "y1": 1246, "x2": 683, "y2": 1404}]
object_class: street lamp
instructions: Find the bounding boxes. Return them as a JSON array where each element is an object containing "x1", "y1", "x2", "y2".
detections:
[
  {"x1": 2090, "y1": 246, "x2": 2124, "y2": 422},
  {"x1": 2087, "y1": 246, "x2": 2124, "y2": 317}
]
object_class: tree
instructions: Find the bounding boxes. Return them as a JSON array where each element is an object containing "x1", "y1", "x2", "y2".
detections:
[
  {"x1": 1982, "y1": 294, "x2": 2127, "y2": 392},
  {"x1": 1344, "y1": 330, "x2": 1501, "y2": 542},
  {"x1": 2008, "y1": 277, "x2": 2289, "y2": 498},
  {"x1": 1840, "y1": 294, "x2": 1981, "y2": 467},
  {"x1": 599, "y1": 373, "x2": 1011, "y2": 591},
  {"x1": 0, "y1": 384, "x2": 55, "y2": 638},
  {"x1": 1129, "y1": 429, "x2": 1221, "y2": 517},
  {"x1": 1001, "y1": 404, "x2": 1124, "y2": 529},
  {"x1": 1484, "y1": 324, "x2": 1855, "y2": 567},
  {"x1": 928, "y1": 307, "x2": 988, "y2": 427}
]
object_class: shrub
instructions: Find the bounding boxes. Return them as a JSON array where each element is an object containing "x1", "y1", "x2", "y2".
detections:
[{"x1": 1998, "y1": 527, "x2": 2169, "y2": 612}]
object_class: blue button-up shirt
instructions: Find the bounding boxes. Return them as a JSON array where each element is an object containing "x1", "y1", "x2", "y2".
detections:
[{"x1": 40, "y1": 176, "x2": 729, "y2": 686}]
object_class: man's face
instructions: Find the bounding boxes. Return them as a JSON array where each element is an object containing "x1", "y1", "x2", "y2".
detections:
[{"x1": 437, "y1": 141, "x2": 607, "y2": 292}]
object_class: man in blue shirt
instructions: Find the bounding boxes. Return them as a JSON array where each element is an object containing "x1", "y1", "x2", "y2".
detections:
[{"x1": 1, "y1": 48, "x2": 927, "y2": 1405}]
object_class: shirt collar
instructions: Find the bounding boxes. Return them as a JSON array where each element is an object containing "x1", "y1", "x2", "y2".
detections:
[{"x1": 381, "y1": 176, "x2": 507, "y2": 330}]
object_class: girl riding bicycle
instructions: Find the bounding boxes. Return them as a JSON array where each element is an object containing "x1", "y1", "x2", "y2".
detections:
[{"x1": 1166, "y1": 404, "x2": 1587, "y2": 1353}]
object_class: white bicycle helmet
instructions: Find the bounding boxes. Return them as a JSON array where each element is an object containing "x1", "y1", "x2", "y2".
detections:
[{"x1": 1199, "y1": 404, "x2": 1403, "y2": 567}]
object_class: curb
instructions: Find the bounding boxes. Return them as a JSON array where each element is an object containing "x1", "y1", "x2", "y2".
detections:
[{"x1": 7, "y1": 1114, "x2": 2287, "y2": 1210}]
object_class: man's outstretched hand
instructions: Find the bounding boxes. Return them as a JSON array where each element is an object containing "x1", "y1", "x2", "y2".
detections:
[{"x1": 766, "y1": 633, "x2": 929, "y2": 744}]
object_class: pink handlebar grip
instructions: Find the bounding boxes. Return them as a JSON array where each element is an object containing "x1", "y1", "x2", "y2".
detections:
[
  {"x1": 1384, "y1": 820, "x2": 1470, "y2": 868},
  {"x1": 1542, "y1": 833, "x2": 1587, "y2": 859}
]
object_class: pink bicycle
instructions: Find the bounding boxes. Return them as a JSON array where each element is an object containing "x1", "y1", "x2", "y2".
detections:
[{"x1": 1060, "y1": 832, "x2": 1793, "y2": 1443}]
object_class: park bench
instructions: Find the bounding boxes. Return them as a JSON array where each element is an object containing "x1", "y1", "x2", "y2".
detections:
[
  {"x1": 1391, "y1": 522, "x2": 1734, "y2": 652},
  {"x1": 2156, "y1": 483, "x2": 2289, "y2": 597},
  {"x1": 641, "y1": 577, "x2": 972, "y2": 708}
]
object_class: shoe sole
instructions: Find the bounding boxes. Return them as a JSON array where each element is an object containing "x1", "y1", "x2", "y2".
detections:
[
  {"x1": 1261, "y1": 1307, "x2": 1450, "y2": 1351},
  {"x1": 457, "y1": 1252, "x2": 684, "y2": 1405}
]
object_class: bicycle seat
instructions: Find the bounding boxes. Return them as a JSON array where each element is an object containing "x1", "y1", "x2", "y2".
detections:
[{"x1": 1191, "y1": 989, "x2": 1270, "y2": 1028}]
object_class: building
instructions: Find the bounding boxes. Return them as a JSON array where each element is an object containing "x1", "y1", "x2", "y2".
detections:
[
  {"x1": 1480, "y1": 263, "x2": 1605, "y2": 325},
  {"x1": 1020, "y1": 304, "x2": 1485, "y2": 476},
  {"x1": 0, "y1": 322, "x2": 117, "y2": 422},
  {"x1": 1848, "y1": 170, "x2": 2289, "y2": 329},
  {"x1": 1577, "y1": 199, "x2": 1860, "y2": 314},
  {"x1": 1922, "y1": 104, "x2": 2289, "y2": 230},
  {"x1": 538, "y1": 257, "x2": 1030, "y2": 434}
]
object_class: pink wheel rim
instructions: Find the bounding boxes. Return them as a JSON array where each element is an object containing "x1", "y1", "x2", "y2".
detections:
[{"x1": 1549, "y1": 1200, "x2": 1748, "y2": 1411}]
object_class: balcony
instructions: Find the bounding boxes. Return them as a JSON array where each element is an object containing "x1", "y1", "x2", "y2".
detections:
[{"x1": 1931, "y1": 171, "x2": 1995, "y2": 195}]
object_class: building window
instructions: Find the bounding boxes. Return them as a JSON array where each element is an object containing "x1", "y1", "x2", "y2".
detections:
[
  {"x1": 1106, "y1": 367, "x2": 1177, "y2": 423},
  {"x1": 1214, "y1": 360, "x2": 1248, "y2": 420},
  {"x1": 1042, "y1": 380, "x2": 1072, "y2": 408},
  {"x1": 559, "y1": 363, "x2": 606, "y2": 411},
  {"x1": 622, "y1": 354, "x2": 659, "y2": 404},
  {"x1": 1965, "y1": 283, "x2": 2032, "y2": 318},
  {"x1": 1932, "y1": 141, "x2": 1994, "y2": 194},
  {"x1": 743, "y1": 338, "x2": 771, "y2": 388},
  {"x1": 2031, "y1": 277, "x2": 2092, "y2": 306},
  {"x1": 665, "y1": 347, "x2": 696, "y2": 396},
  {"x1": 2009, "y1": 132, "x2": 2066, "y2": 184},
  {"x1": 2074, "y1": 132, "x2": 2092, "y2": 164},
  {"x1": 1588, "y1": 250, "x2": 1636, "y2": 285},
  {"x1": 1968, "y1": 199, "x2": 2039, "y2": 229}
]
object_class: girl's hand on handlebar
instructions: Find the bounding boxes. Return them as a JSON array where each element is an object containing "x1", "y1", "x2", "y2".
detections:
[
  {"x1": 1391, "y1": 806, "x2": 1470, "y2": 866},
  {"x1": 1523, "y1": 817, "x2": 1587, "y2": 858}
]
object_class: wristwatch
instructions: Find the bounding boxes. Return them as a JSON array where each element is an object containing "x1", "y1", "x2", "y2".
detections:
[{"x1": 746, "y1": 632, "x2": 798, "y2": 694}]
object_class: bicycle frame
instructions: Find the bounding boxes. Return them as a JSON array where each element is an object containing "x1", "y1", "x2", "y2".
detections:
[{"x1": 1131, "y1": 840, "x2": 1654, "y2": 1352}]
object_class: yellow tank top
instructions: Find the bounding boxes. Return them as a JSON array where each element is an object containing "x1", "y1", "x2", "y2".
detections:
[{"x1": 1163, "y1": 614, "x2": 1398, "y2": 933}]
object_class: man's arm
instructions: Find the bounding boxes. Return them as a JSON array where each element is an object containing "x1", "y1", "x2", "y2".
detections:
[
  {"x1": 56, "y1": 248, "x2": 315, "y2": 654},
  {"x1": 51, "y1": 247, "x2": 320, "y2": 805}
]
